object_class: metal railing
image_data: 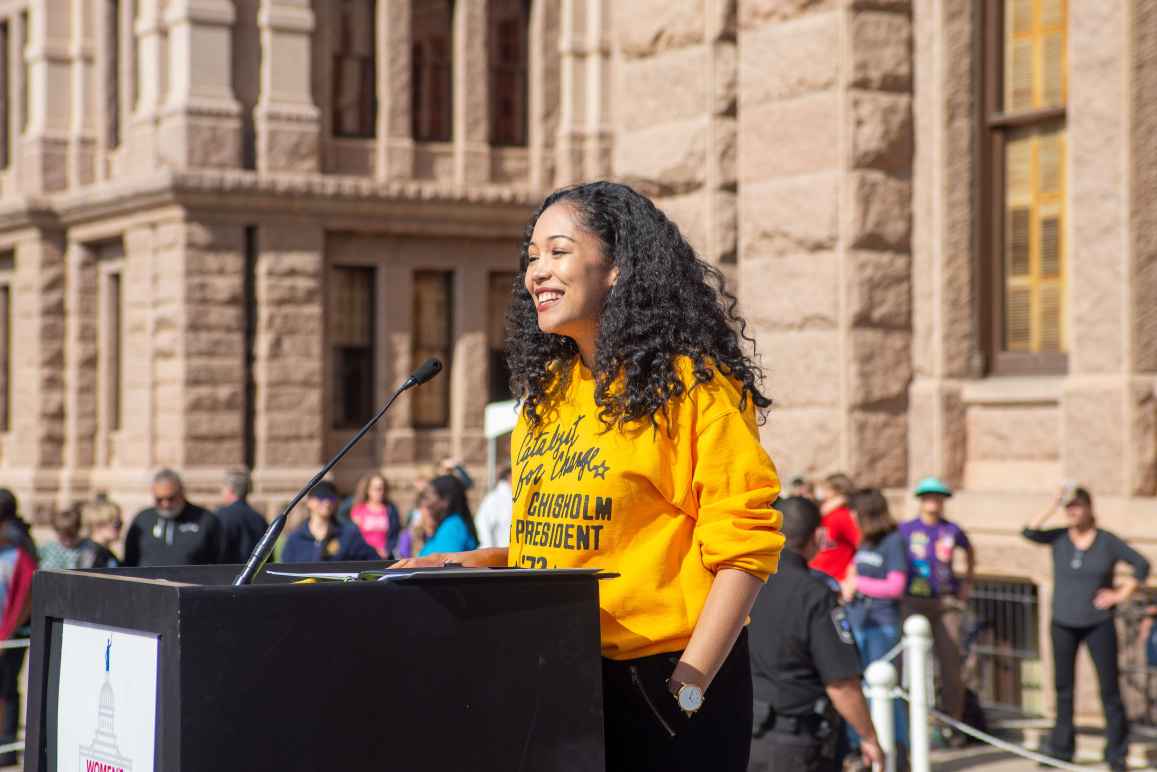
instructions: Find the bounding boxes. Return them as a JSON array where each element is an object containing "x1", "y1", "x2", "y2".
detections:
[{"x1": 963, "y1": 578, "x2": 1043, "y2": 713}]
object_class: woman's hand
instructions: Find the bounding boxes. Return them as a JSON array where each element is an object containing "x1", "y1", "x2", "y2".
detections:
[
  {"x1": 392, "y1": 548, "x2": 509, "y2": 570},
  {"x1": 1094, "y1": 587, "x2": 1123, "y2": 610}
]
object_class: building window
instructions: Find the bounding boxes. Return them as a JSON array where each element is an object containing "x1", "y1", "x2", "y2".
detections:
[
  {"x1": 0, "y1": 20, "x2": 9, "y2": 169},
  {"x1": 488, "y1": 271, "x2": 515, "y2": 402},
  {"x1": 331, "y1": 0, "x2": 377, "y2": 138},
  {"x1": 105, "y1": 0, "x2": 121, "y2": 148},
  {"x1": 489, "y1": 1, "x2": 529, "y2": 147},
  {"x1": 412, "y1": 0, "x2": 453, "y2": 142},
  {"x1": 982, "y1": 0, "x2": 1067, "y2": 374},
  {"x1": 412, "y1": 271, "x2": 453, "y2": 428},
  {"x1": 105, "y1": 272, "x2": 123, "y2": 431},
  {"x1": 329, "y1": 265, "x2": 376, "y2": 429},
  {"x1": 18, "y1": 11, "x2": 27, "y2": 134},
  {"x1": 0, "y1": 278, "x2": 9, "y2": 433}
]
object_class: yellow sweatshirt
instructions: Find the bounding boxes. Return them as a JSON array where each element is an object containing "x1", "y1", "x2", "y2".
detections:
[{"x1": 507, "y1": 357, "x2": 784, "y2": 660}]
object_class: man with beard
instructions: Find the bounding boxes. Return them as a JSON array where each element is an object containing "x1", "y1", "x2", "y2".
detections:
[{"x1": 124, "y1": 469, "x2": 225, "y2": 566}]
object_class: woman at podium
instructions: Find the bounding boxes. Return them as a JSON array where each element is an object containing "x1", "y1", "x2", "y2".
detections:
[{"x1": 396, "y1": 181, "x2": 784, "y2": 771}]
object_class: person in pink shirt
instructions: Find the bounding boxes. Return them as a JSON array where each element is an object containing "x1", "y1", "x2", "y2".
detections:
[{"x1": 349, "y1": 472, "x2": 401, "y2": 558}]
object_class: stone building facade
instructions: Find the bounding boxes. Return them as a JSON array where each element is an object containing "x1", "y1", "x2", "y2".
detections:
[{"x1": 0, "y1": 0, "x2": 1155, "y2": 721}]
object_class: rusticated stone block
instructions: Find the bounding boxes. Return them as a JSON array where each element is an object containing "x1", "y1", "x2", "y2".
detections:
[
  {"x1": 618, "y1": 45, "x2": 710, "y2": 132},
  {"x1": 186, "y1": 385, "x2": 244, "y2": 412},
  {"x1": 907, "y1": 378, "x2": 966, "y2": 488},
  {"x1": 615, "y1": 117, "x2": 730, "y2": 196},
  {"x1": 1061, "y1": 381, "x2": 1126, "y2": 493},
  {"x1": 849, "y1": 409, "x2": 907, "y2": 487},
  {"x1": 967, "y1": 406, "x2": 1061, "y2": 462},
  {"x1": 848, "y1": 328, "x2": 911, "y2": 407},
  {"x1": 739, "y1": 0, "x2": 835, "y2": 30},
  {"x1": 1130, "y1": 379, "x2": 1157, "y2": 496},
  {"x1": 845, "y1": 171, "x2": 911, "y2": 251},
  {"x1": 847, "y1": 250, "x2": 911, "y2": 329},
  {"x1": 185, "y1": 411, "x2": 243, "y2": 439},
  {"x1": 617, "y1": 0, "x2": 705, "y2": 58},
  {"x1": 739, "y1": 173, "x2": 839, "y2": 257},
  {"x1": 739, "y1": 92, "x2": 840, "y2": 180},
  {"x1": 758, "y1": 406, "x2": 842, "y2": 478},
  {"x1": 739, "y1": 252, "x2": 838, "y2": 332},
  {"x1": 850, "y1": 92, "x2": 913, "y2": 174},
  {"x1": 738, "y1": 11, "x2": 838, "y2": 104},
  {"x1": 657, "y1": 188, "x2": 737, "y2": 261},
  {"x1": 258, "y1": 120, "x2": 321, "y2": 174},
  {"x1": 849, "y1": 11, "x2": 912, "y2": 92},
  {"x1": 759, "y1": 330, "x2": 842, "y2": 408}
]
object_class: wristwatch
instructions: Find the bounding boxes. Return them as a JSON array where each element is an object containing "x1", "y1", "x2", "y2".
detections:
[{"x1": 672, "y1": 682, "x2": 705, "y2": 717}]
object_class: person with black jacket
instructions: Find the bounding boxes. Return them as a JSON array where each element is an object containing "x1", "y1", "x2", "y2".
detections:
[
  {"x1": 124, "y1": 469, "x2": 225, "y2": 566},
  {"x1": 1024, "y1": 485, "x2": 1150, "y2": 771},
  {"x1": 214, "y1": 468, "x2": 269, "y2": 564}
]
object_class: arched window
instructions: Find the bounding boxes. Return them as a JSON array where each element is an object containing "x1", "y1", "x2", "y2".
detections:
[
  {"x1": 412, "y1": 0, "x2": 453, "y2": 142},
  {"x1": 489, "y1": 0, "x2": 529, "y2": 147}
]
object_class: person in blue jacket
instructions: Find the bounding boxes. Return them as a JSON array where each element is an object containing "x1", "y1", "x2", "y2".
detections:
[
  {"x1": 416, "y1": 475, "x2": 479, "y2": 557},
  {"x1": 281, "y1": 481, "x2": 380, "y2": 563}
]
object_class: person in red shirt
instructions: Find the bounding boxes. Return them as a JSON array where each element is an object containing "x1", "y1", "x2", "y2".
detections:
[
  {"x1": 809, "y1": 473, "x2": 861, "y2": 582},
  {"x1": 0, "y1": 489, "x2": 36, "y2": 765}
]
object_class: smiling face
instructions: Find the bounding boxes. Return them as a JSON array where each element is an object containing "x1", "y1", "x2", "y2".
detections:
[
  {"x1": 367, "y1": 475, "x2": 386, "y2": 505},
  {"x1": 524, "y1": 202, "x2": 619, "y2": 363}
]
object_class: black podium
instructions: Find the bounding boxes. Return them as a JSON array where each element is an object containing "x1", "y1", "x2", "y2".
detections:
[{"x1": 25, "y1": 563, "x2": 606, "y2": 772}]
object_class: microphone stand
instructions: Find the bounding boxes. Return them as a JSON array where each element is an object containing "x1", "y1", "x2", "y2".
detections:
[{"x1": 232, "y1": 359, "x2": 442, "y2": 586}]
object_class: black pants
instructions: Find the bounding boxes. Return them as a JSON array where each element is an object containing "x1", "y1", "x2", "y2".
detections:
[
  {"x1": 602, "y1": 629, "x2": 752, "y2": 772},
  {"x1": 0, "y1": 646, "x2": 24, "y2": 762},
  {"x1": 748, "y1": 702, "x2": 841, "y2": 772},
  {"x1": 1047, "y1": 619, "x2": 1128, "y2": 765}
]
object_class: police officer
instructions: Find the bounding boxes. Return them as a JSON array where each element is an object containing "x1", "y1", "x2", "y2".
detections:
[{"x1": 748, "y1": 496, "x2": 885, "y2": 771}]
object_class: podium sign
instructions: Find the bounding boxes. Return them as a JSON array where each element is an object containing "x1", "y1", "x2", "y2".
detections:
[{"x1": 26, "y1": 564, "x2": 605, "y2": 772}]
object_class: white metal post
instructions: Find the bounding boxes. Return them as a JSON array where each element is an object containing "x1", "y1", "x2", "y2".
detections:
[
  {"x1": 904, "y1": 614, "x2": 933, "y2": 772},
  {"x1": 865, "y1": 660, "x2": 898, "y2": 772}
]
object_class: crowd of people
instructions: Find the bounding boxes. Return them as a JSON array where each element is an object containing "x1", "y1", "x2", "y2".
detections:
[{"x1": 764, "y1": 472, "x2": 1151, "y2": 771}]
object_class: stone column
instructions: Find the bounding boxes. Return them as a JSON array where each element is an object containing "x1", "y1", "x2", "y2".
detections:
[
  {"x1": 253, "y1": 223, "x2": 326, "y2": 492},
  {"x1": 527, "y1": 0, "x2": 560, "y2": 191},
  {"x1": 582, "y1": 0, "x2": 611, "y2": 180},
  {"x1": 611, "y1": 0, "x2": 737, "y2": 266},
  {"x1": 452, "y1": 0, "x2": 489, "y2": 184},
  {"x1": 906, "y1": 0, "x2": 977, "y2": 488},
  {"x1": 159, "y1": 0, "x2": 242, "y2": 169},
  {"x1": 554, "y1": 0, "x2": 586, "y2": 185},
  {"x1": 255, "y1": 0, "x2": 321, "y2": 173},
  {"x1": 1061, "y1": 0, "x2": 1156, "y2": 496},
  {"x1": 20, "y1": 0, "x2": 72, "y2": 193},
  {"x1": 450, "y1": 265, "x2": 487, "y2": 463},
  {"x1": 60, "y1": 241, "x2": 98, "y2": 502},
  {"x1": 67, "y1": 0, "x2": 96, "y2": 187},
  {"x1": 6, "y1": 230, "x2": 67, "y2": 517},
  {"x1": 181, "y1": 221, "x2": 246, "y2": 470},
  {"x1": 375, "y1": 0, "x2": 415, "y2": 180},
  {"x1": 123, "y1": 0, "x2": 164, "y2": 175},
  {"x1": 120, "y1": 223, "x2": 157, "y2": 470},
  {"x1": 381, "y1": 260, "x2": 415, "y2": 465},
  {"x1": 737, "y1": 0, "x2": 914, "y2": 486}
]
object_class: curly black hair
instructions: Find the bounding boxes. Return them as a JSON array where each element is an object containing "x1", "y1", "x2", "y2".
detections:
[{"x1": 506, "y1": 181, "x2": 772, "y2": 431}]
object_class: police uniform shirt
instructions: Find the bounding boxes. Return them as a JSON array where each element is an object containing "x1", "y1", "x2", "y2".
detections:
[{"x1": 748, "y1": 549, "x2": 863, "y2": 715}]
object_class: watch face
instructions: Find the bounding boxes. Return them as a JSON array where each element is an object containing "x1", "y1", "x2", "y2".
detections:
[{"x1": 678, "y1": 685, "x2": 704, "y2": 712}]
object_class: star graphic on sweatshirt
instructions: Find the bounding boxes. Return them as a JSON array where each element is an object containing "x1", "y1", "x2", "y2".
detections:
[{"x1": 591, "y1": 461, "x2": 610, "y2": 480}]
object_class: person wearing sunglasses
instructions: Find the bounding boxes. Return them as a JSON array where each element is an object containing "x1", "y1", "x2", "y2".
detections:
[
  {"x1": 123, "y1": 468, "x2": 226, "y2": 567},
  {"x1": 1023, "y1": 485, "x2": 1150, "y2": 771}
]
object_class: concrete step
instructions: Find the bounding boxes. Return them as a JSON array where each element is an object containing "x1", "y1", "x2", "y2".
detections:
[{"x1": 989, "y1": 717, "x2": 1157, "y2": 768}]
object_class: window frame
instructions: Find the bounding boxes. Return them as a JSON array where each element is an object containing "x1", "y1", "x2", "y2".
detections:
[
  {"x1": 978, "y1": 0, "x2": 1069, "y2": 376},
  {"x1": 328, "y1": 264, "x2": 378, "y2": 430}
]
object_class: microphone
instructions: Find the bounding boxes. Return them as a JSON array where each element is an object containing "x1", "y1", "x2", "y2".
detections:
[
  {"x1": 407, "y1": 357, "x2": 442, "y2": 387},
  {"x1": 232, "y1": 358, "x2": 444, "y2": 586}
]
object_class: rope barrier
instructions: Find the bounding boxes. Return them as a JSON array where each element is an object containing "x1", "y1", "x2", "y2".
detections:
[{"x1": 888, "y1": 686, "x2": 1091, "y2": 772}]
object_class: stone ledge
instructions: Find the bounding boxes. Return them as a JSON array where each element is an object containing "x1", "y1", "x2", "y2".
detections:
[{"x1": 959, "y1": 375, "x2": 1066, "y2": 406}]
